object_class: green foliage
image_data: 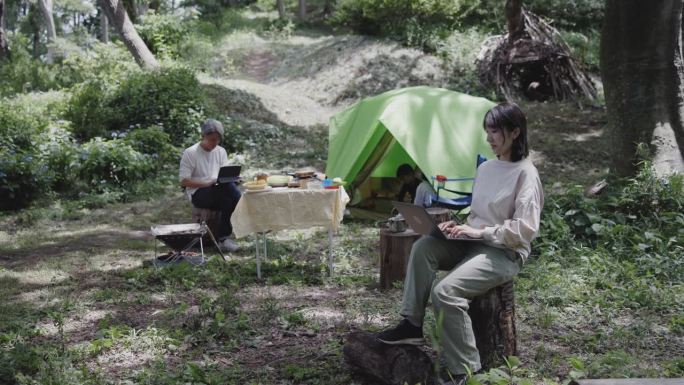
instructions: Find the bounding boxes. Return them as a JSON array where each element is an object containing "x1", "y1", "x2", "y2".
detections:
[
  {"x1": 0, "y1": 35, "x2": 70, "y2": 96},
  {"x1": 561, "y1": 29, "x2": 600, "y2": 71},
  {"x1": 65, "y1": 80, "x2": 114, "y2": 141},
  {"x1": 66, "y1": 67, "x2": 206, "y2": 145},
  {"x1": 107, "y1": 67, "x2": 206, "y2": 146},
  {"x1": 333, "y1": 0, "x2": 477, "y2": 48},
  {"x1": 524, "y1": 0, "x2": 604, "y2": 31},
  {"x1": 123, "y1": 125, "x2": 181, "y2": 166},
  {"x1": 137, "y1": 12, "x2": 189, "y2": 59},
  {"x1": 78, "y1": 138, "x2": 153, "y2": 191},
  {"x1": 0, "y1": 101, "x2": 51, "y2": 210}
]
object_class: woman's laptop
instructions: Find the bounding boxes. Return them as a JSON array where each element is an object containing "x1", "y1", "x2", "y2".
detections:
[
  {"x1": 393, "y1": 201, "x2": 483, "y2": 242},
  {"x1": 217, "y1": 165, "x2": 242, "y2": 184}
]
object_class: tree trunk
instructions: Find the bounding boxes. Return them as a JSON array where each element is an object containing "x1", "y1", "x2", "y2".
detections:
[
  {"x1": 0, "y1": 0, "x2": 9, "y2": 60},
  {"x1": 601, "y1": 0, "x2": 684, "y2": 176},
  {"x1": 98, "y1": 0, "x2": 159, "y2": 70},
  {"x1": 323, "y1": 0, "x2": 334, "y2": 16},
  {"x1": 100, "y1": 7, "x2": 109, "y2": 43},
  {"x1": 297, "y1": 0, "x2": 305, "y2": 20},
  {"x1": 37, "y1": 0, "x2": 56, "y2": 63},
  {"x1": 276, "y1": 0, "x2": 285, "y2": 19},
  {"x1": 505, "y1": 0, "x2": 524, "y2": 42}
]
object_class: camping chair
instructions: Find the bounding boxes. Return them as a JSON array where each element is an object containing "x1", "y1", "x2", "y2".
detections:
[
  {"x1": 150, "y1": 222, "x2": 226, "y2": 266},
  {"x1": 430, "y1": 154, "x2": 487, "y2": 213}
]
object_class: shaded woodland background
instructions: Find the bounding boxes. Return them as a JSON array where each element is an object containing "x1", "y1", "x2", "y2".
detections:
[{"x1": 0, "y1": 0, "x2": 683, "y2": 384}]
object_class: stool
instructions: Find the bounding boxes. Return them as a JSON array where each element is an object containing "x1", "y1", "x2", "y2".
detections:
[{"x1": 191, "y1": 207, "x2": 221, "y2": 243}]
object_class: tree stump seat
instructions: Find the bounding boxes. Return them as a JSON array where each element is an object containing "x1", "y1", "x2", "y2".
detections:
[
  {"x1": 344, "y1": 281, "x2": 516, "y2": 385},
  {"x1": 191, "y1": 207, "x2": 221, "y2": 243}
]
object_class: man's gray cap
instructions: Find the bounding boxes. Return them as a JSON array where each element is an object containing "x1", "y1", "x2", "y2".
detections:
[{"x1": 201, "y1": 119, "x2": 224, "y2": 136}]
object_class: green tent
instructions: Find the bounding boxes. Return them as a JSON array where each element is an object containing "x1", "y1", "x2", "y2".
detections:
[{"x1": 325, "y1": 86, "x2": 496, "y2": 203}]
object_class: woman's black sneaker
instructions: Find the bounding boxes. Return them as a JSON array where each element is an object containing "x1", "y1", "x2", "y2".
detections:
[{"x1": 376, "y1": 319, "x2": 424, "y2": 345}]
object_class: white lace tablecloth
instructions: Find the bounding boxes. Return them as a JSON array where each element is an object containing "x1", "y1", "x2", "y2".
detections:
[{"x1": 231, "y1": 187, "x2": 350, "y2": 238}]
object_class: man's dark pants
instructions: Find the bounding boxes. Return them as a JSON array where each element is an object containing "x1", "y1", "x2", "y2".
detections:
[{"x1": 191, "y1": 182, "x2": 241, "y2": 240}]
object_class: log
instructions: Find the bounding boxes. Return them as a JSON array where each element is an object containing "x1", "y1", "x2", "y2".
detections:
[
  {"x1": 379, "y1": 229, "x2": 421, "y2": 290},
  {"x1": 343, "y1": 331, "x2": 434, "y2": 385},
  {"x1": 469, "y1": 281, "x2": 517, "y2": 369},
  {"x1": 344, "y1": 284, "x2": 517, "y2": 383}
]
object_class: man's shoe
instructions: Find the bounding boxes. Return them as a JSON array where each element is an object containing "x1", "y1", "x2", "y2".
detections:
[
  {"x1": 219, "y1": 238, "x2": 240, "y2": 252},
  {"x1": 376, "y1": 319, "x2": 424, "y2": 345}
]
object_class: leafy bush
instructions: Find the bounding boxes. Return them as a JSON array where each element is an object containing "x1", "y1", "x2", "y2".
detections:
[
  {"x1": 78, "y1": 138, "x2": 153, "y2": 190},
  {"x1": 123, "y1": 126, "x2": 181, "y2": 166},
  {"x1": 529, "y1": 163, "x2": 684, "y2": 312},
  {"x1": 65, "y1": 79, "x2": 114, "y2": 141},
  {"x1": 65, "y1": 66, "x2": 206, "y2": 145},
  {"x1": 38, "y1": 125, "x2": 81, "y2": 192},
  {"x1": 107, "y1": 67, "x2": 206, "y2": 146},
  {"x1": 0, "y1": 101, "x2": 52, "y2": 210},
  {"x1": 137, "y1": 12, "x2": 188, "y2": 59}
]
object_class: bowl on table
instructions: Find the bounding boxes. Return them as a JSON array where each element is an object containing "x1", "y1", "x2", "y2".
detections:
[{"x1": 267, "y1": 175, "x2": 291, "y2": 187}]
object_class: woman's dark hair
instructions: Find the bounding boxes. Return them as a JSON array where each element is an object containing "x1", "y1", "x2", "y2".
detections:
[{"x1": 483, "y1": 102, "x2": 529, "y2": 162}]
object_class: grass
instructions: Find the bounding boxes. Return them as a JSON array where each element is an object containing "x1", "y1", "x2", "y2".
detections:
[{"x1": 1, "y1": 165, "x2": 681, "y2": 384}]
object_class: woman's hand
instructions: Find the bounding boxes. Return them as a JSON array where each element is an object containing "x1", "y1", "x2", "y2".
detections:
[
  {"x1": 448, "y1": 224, "x2": 484, "y2": 239},
  {"x1": 438, "y1": 221, "x2": 456, "y2": 232}
]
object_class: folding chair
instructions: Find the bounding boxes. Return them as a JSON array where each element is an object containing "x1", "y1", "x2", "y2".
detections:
[
  {"x1": 430, "y1": 154, "x2": 487, "y2": 213},
  {"x1": 150, "y1": 222, "x2": 226, "y2": 266}
]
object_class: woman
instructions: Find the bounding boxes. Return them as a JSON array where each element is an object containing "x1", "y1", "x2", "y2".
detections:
[{"x1": 376, "y1": 102, "x2": 544, "y2": 385}]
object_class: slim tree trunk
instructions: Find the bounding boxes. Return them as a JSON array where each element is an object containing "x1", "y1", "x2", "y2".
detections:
[
  {"x1": 0, "y1": 0, "x2": 9, "y2": 60},
  {"x1": 297, "y1": 0, "x2": 305, "y2": 20},
  {"x1": 276, "y1": 0, "x2": 285, "y2": 19},
  {"x1": 601, "y1": 0, "x2": 684, "y2": 176},
  {"x1": 37, "y1": 0, "x2": 56, "y2": 63},
  {"x1": 99, "y1": 0, "x2": 159, "y2": 70},
  {"x1": 323, "y1": 0, "x2": 334, "y2": 16},
  {"x1": 100, "y1": 7, "x2": 109, "y2": 42},
  {"x1": 505, "y1": 0, "x2": 524, "y2": 42}
]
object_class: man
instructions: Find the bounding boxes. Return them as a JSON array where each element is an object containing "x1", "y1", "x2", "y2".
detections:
[{"x1": 179, "y1": 119, "x2": 241, "y2": 252}]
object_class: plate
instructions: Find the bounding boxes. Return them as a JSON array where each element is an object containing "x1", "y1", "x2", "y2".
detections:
[{"x1": 244, "y1": 185, "x2": 273, "y2": 193}]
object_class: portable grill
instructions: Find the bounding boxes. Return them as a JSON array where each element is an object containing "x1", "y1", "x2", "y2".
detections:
[{"x1": 150, "y1": 222, "x2": 225, "y2": 266}]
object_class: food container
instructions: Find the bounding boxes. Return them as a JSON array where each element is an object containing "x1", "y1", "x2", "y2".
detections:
[
  {"x1": 307, "y1": 179, "x2": 322, "y2": 189},
  {"x1": 267, "y1": 175, "x2": 291, "y2": 187}
]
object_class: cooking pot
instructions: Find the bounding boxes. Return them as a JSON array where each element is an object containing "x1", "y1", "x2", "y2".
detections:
[{"x1": 377, "y1": 214, "x2": 407, "y2": 233}]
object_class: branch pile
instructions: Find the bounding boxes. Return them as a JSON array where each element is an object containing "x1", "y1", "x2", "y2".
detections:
[{"x1": 477, "y1": 10, "x2": 597, "y2": 102}]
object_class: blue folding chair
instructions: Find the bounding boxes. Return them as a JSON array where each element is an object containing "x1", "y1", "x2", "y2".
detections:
[{"x1": 430, "y1": 154, "x2": 487, "y2": 212}]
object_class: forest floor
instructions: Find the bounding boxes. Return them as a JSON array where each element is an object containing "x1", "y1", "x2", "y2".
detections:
[{"x1": 2, "y1": 16, "x2": 680, "y2": 385}]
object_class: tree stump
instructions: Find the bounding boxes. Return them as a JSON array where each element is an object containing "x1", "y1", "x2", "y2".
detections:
[
  {"x1": 343, "y1": 331, "x2": 435, "y2": 385},
  {"x1": 344, "y1": 283, "x2": 516, "y2": 383},
  {"x1": 469, "y1": 280, "x2": 517, "y2": 369},
  {"x1": 191, "y1": 207, "x2": 221, "y2": 244},
  {"x1": 379, "y1": 229, "x2": 421, "y2": 290},
  {"x1": 379, "y1": 208, "x2": 451, "y2": 290}
]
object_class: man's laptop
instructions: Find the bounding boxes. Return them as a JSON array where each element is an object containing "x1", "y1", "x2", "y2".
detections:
[
  {"x1": 393, "y1": 201, "x2": 483, "y2": 242},
  {"x1": 217, "y1": 165, "x2": 241, "y2": 184}
]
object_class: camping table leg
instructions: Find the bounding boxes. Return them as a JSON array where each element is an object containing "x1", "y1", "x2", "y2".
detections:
[
  {"x1": 255, "y1": 234, "x2": 262, "y2": 280},
  {"x1": 199, "y1": 236, "x2": 204, "y2": 265},
  {"x1": 328, "y1": 227, "x2": 334, "y2": 277}
]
